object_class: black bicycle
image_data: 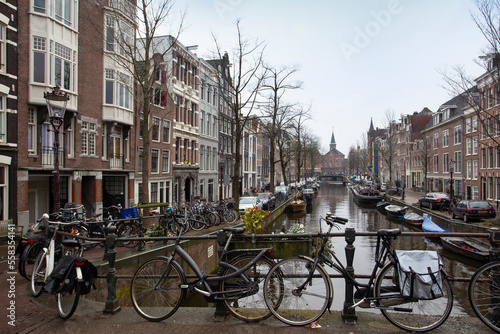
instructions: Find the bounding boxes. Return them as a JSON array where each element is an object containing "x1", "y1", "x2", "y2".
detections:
[
  {"x1": 130, "y1": 226, "x2": 283, "y2": 323},
  {"x1": 263, "y1": 212, "x2": 453, "y2": 331}
]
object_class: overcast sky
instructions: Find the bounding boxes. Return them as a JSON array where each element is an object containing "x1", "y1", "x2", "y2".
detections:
[{"x1": 170, "y1": 0, "x2": 486, "y2": 155}]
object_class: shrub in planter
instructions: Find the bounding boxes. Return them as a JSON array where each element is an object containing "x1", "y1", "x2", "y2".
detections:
[{"x1": 242, "y1": 207, "x2": 268, "y2": 234}]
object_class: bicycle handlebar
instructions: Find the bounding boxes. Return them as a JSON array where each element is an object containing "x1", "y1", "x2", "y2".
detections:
[{"x1": 324, "y1": 212, "x2": 348, "y2": 225}]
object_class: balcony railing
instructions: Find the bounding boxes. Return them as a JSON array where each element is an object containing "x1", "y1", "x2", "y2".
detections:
[
  {"x1": 42, "y1": 146, "x2": 64, "y2": 168},
  {"x1": 110, "y1": 153, "x2": 123, "y2": 169}
]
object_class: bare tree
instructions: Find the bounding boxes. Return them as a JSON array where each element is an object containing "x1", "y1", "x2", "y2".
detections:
[
  {"x1": 378, "y1": 109, "x2": 397, "y2": 186},
  {"x1": 96, "y1": 0, "x2": 186, "y2": 204},
  {"x1": 302, "y1": 131, "x2": 322, "y2": 179},
  {"x1": 259, "y1": 65, "x2": 302, "y2": 192},
  {"x1": 210, "y1": 20, "x2": 266, "y2": 209}
]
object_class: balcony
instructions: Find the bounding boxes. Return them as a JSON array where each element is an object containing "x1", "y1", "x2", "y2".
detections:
[
  {"x1": 109, "y1": 153, "x2": 123, "y2": 169},
  {"x1": 42, "y1": 146, "x2": 64, "y2": 168}
]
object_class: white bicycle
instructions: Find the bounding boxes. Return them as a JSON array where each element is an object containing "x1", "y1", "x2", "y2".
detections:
[{"x1": 30, "y1": 214, "x2": 85, "y2": 319}]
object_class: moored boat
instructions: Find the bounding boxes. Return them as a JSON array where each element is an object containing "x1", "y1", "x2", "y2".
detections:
[
  {"x1": 376, "y1": 201, "x2": 390, "y2": 214},
  {"x1": 422, "y1": 216, "x2": 450, "y2": 233},
  {"x1": 385, "y1": 205, "x2": 407, "y2": 219},
  {"x1": 440, "y1": 237, "x2": 490, "y2": 262},
  {"x1": 404, "y1": 210, "x2": 424, "y2": 226},
  {"x1": 350, "y1": 185, "x2": 384, "y2": 205}
]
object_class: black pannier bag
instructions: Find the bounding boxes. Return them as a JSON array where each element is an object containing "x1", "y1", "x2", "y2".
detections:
[
  {"x1": 395, "y1": 250, "x2": 444, "y2": 300},
  {"x1": 44, "y1": 255, "x2": 98, "y2": 295}
]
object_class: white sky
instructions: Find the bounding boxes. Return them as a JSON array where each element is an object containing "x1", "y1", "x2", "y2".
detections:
[{"x1": 169, "y1": 0, "x2": 486, "y2": 155}]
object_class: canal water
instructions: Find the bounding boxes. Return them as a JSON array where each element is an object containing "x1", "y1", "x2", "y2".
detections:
[{"x1": 270, "y1": 183, "x2": 482, "y2": 316}]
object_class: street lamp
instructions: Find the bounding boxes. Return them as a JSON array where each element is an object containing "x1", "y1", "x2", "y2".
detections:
[
  {"x1": 44, "y1": 86, "x2": 69, "y2": 213},
  {"x1": 218, "y1": 149, "x2": 225, "y2": 202}
]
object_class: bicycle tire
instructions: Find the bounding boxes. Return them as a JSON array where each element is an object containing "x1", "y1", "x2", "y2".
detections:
[
  {"x1": 31, "y1": 251, "x2": 47, "y2": 297},
  {"x1": 220, "y1": 254, "x2": 280, "y2": 322},
  {"x1": 57, "y1": 282, "x2": 81, "y2": 319},
  {"x1": 130, "y1": 257, "x2": 186, "y2": 321},
  {"x1": 224, "y1": 209, "x2": 239, "y2": 224},
  {"x1": 117, "y1": 222, "x2": 140, "y2": 248},
  {"x1": 204, "y1": 212, "x2": 218, "y2": 227},
  {"x1": 375, "y1": 262, "x2": 453, "y2": 332},
  {"x1": 263, "y1": 257, "x2": 331, "y2": 326},
  {"x1": 468, "y1": 261, "x2": 500, "y2": 333},
  {"x1": 20, "y1": 240, "x2": 45, "y2": 280},
  {"x1": 190, "y1": 214, "x2": 207, "y2": 231},
  {"x1": 85, "y1": 223, "x2": 106, "y2": 249}
]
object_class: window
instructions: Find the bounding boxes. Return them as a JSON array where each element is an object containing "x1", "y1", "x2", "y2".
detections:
[
  {"x1": 152, "y1": 117, "x2": 160, "y2": 142},
  {"x1": 443, "y1": 153, "x2": 449, "y2": 172},
  {"x1": 54, "y1": 43, "x2": 72, "y2": 90},
  {"x1": 66, "y1": 117, "x2": 74, "y2": 158},
  {"x1": 473, "y1": 160, "x2": 478, "y2": 179},
  {"x1": 433, "y1": 133, "x2": 438, "y2": 149},
  {"x1": 28, "y1": 109, "x2": 37, "y2": 153},
  {"x1": 0, "y1": 25, "x2": 5, "y2": 73},
  {"x1": 454, "y1": 126, "x2": 462, "y2": 144},
  {"x1": 490, "y1": 147, "x2": 494, "y2": 168},
  {"x1": 82, "y1": 121, "x2": 97, "y2": 156},
  {"x1": 466, "y1": 118, "x2": 471, "y2": 133},
  {"x1": 162, "y1": 120, "x2": 170, "y2": 143},
  {"x1": 433, "y1": 155, "x2": 439, "y2": 173},
  {"x1": 117, "y1": 72, "x2": 131, "y2": 109},
  {"x1": 55, "y1": 0, "x2": 72, "y2": 27},
  {"x1": 472, "y1": 137, "x2": 478, "y2": 155},
  {"x1": 105, "y1": 69, "x2": 114, "y2": 104},
  {"x1": 454, "y1": 151, "x2": 462, "y2": 173},
  {"x1": 162, "y1": 150, "x2": 170, "y2": 173},
  {"x1": 200, "y1": 145, "x2": 204, "y2": 170},
  {"x1": 467, "y1": 161, "x2": 472, "y2": 179},
  {"x1": 151, "y1": 149, "x2": 159, "y2": 173},
  {"x1": 482, "y1": 148, "x2": 487, "y2": 168},
  {"x1": 33, "y1": 37, "x2": 46, "y2": 83},
  {"x1": 105, "y1": 16, "x2": 132, "y2": 56},
  {"x1": 472, "y1": 116, "x2": 478, "y2": 132},
  {"x1": 105, "y1": 16, "x2": 114, "y2": 52},
  {"x1": 34, "y1": 0, "x2": 46, "y2": 13},
  {"x1": 466, "y1": 138, "x2": 471, "y2": 155},
  {"x1": 442, "y1": 130, "x2": 449, "y2": 147},
  {"x1": 150, "y1": 87, "x2": 160, "y2": 106},
  {"x1": 200, "y1": 111, "x2": 204, "y2": 134},
  {"x1": 138, "y1": 147, "x2": 143, "y2": 173},
  {"x1": 0, "y1": 95, "x2": 5, "y2": 143},
  {"x1": 104, "y1": 69, "x2": 132, "y2": 109},
  {"x1": 150, "y1": 182, "x2": 158, "y2": 203}
]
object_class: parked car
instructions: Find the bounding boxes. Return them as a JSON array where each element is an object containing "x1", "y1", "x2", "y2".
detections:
[
  {"x1": 380, "y1": 184, "x2": 387, "y2": 192},
  {"x1": 450, "y1": 200, "x2": 496, "y2": 223},
  {"x1": 418, "y1": 192, "x2": 450, "y2": 210},
  {"x1": 275, "y1": 185, "x2": 291, "y2": 197},
  {"x1": 238, "y1": 196, "x2": 262, "y2": 215},
  {"x1": 256, "y1": 192, "x2": 276, "y2": 211}
]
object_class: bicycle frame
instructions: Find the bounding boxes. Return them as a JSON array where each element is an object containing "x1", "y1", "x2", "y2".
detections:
[{"x1": 156, "y1": 231, "x2": 272, "y2": 300}]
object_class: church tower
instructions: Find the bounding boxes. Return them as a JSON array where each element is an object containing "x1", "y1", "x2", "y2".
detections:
[{"x1": 330, "y1": 130, "x2": 336, "y2": 152}]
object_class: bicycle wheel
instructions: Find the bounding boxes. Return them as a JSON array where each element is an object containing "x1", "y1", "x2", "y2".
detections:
[
  {"x1": 468, "y1": 261, "x2": 500, "y2": 333},
  {"x1": 220, "y1": 254, "x2": 280, "y2": 322},
  {"x1": 57, "y1": 282, "x2": 81, "y2": 319},
  {"x1": 375, "y1": 262, "x2": 453, "y2": 332},
  {"x1": 224, "y1": 209, "x2": 239, "y2": 224},
  {"x1": 20, "y1": 240, "x2": 45, "y2": 280},
  {"x1": 190, "y1": 214, "x2": 207, "y2": 231},
  {"x1": 31, "y1": 251, "x2": 47, "y2": 297},
  {"x1": 85, "y1": 223, "x2": 105, "y2": 249},
  {"x1": 130, "y1": 258, "x2": 186, "y2": 321},
  {"x1": 117, "y1": 222, "x2": 140, "y2": 248},
  {"x1": 264, "y1": 257, "x2": 331, "y2": 326},
  {"x1": 204, "y1": 212, "x2": 218, "y2": 227}
]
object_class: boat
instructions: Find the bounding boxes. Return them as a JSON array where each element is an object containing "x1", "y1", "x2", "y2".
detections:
[
  {"x1": 440, "y1": 237, "x2": 490, "y2": 262},
  {"x1": 422, "y1": 216, "x2": 450, "y2": 233},
  {"x1": 385, "y1": 205, "x2": 407, "y2": 219},
  {"x1": 350, "y1": 185, "x2": 384, "y2": 205},
  {"x1": 287, "y1": 150, "x2": 307, "y2": 213},
  {"x1": 376, "y1": 201, "x2": 390, "y2": 214},
  {"x1": 404, "y1": 210, "x2": 424, "y2": 227}
]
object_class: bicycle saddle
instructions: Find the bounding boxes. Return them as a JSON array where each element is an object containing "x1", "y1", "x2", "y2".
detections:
[
  {"x1": 223, "y1": 227, "x2": 245, "y2": 234},
  {"x1": 377, "y1": 229, "x2": 401, "y2": 237}
]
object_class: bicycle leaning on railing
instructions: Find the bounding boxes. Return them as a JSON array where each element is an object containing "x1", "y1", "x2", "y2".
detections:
[
  {"x1": 263, "y1": 212, "x2": 454, "y2": 332},
  {"x1": 129, "y1": 225, "x2": 283, "y2": 323},
  {"x1": 468, "y1": 260, "x2": 500, "y2": 332}
]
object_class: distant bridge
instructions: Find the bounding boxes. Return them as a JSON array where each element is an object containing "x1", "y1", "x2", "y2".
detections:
[{"x1": 319, "y1": 175, "x2": 346, "y2": 184}]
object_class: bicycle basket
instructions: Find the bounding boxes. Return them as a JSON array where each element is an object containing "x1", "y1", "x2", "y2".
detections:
[{"x1": 395, "y1": 250, "x2": 444, "y2": 300}]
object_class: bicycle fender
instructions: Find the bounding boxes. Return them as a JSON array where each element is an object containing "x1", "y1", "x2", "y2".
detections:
[{"x1": 297, "y1": 255, "x2": 334, "y2": 312}]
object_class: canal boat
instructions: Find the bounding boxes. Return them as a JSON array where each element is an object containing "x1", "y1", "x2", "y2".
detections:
[
  {"x1": 385, "y1": 205, "x2": 407, "y2": 219},
  {"x1": 404, "y1": 210, "x2": 424, "y2": 227},
  {"x1": 422, "y1": 216, "x2": 450, "y2": 233},
  {"x1": 376, "y1": 200, "x2": 390, "y2": 214},
  {"x1": 440, "y1": 236, "x2": 490, "y2": 262},
  {"x1": 350, "y1": 185, "x2": 384, "y2": 205}
]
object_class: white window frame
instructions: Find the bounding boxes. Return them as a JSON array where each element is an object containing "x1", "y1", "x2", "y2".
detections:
[
  {"x1": 162, "y1": 150, "x2": 170, "y2": 173},
  {"x1": 33, "y1": 36, "x2": 46, "y2": 84},
  {"x1": 151, "y1": 148, "x2": 159, "y2": 174},
  {"x1": 28, "y1": 108, "x2": 37, "y2": 154},
  {"x1": 442, "y1": 130, "x2": 449, "y2": 148},
  {"x1": 454, "y1": 125, "x2": 461, "y2": 145},
  {"x1": 152, "y1": 117, "x2": 160, "y2": 142},
  {"x1": 81, "y1": 121, "x2": 97, "y2": 156},
  {"x1": 162, "y1": 120, "x2": 170, "y2": 143}
]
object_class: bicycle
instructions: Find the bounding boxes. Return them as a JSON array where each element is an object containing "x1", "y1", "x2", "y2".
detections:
[
  {"x1": 439, "y1": 197, "x2": 458, "y2": 214},
  {"x1": 130, "y1": 226, "x2": 283, "y2": 323},
  {"x1": 468, "y1": 260, "x2": 500, "y2": 332},
  {"x1": 263, "y1": 212, "x2": 454, "y2": 331},
  {"x1": 30, "y1": 215, "x2": 86, "y2": 319}
]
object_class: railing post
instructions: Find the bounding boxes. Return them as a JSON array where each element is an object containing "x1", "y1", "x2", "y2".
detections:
[
  {"x1": 214, "y1": 230, "x2": 228, "y2": 321},
  {"x1": 137, "y1": 216, "x2": 145, "y2": 251},
  {"x1": 342, "y1": 227, "x2": 357, "y2": 323},
  {"x1": 489, "y1": 227, "x2": 500, "y2": 262},
  {"x1": 102, "y1": 218, "x2": 110, "y2": 261},
  {"x1": 103, "y1": 225, "x2": 121, "y2": 316}
]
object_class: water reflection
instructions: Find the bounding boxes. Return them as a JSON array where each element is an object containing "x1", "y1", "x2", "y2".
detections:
[{"x1": 269, "y1": 183, "x2": 481, "y2": 315}]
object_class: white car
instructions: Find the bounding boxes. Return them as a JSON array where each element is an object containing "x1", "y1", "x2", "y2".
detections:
[{"x1": 238, "y1": 196, "x2": 262, "y2": 214}]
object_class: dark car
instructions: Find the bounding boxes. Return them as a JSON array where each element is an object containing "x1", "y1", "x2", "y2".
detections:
[
  {"x1": 451, "y1": 200, "x2": 496, "y2": 223},
  {"x1": 418, "y1": 192, "x2": 450, "y2": 210},
  {"x1": 256, "y1": 192, "x2": 276, "y2": 211}
]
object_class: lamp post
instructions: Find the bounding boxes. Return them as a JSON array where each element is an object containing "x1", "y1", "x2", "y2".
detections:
[
  {"x1": 44, "y1": 86, "x2": 69, "y2": 213},
  {"x1": 218, "y1": 149, "x2": 225, "y2": 202}
]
